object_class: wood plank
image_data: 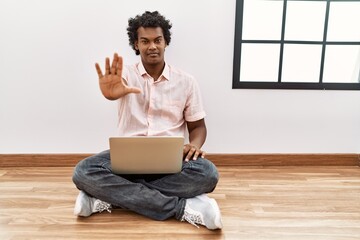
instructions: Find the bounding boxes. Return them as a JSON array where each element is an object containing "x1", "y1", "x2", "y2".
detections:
[
  {"x1": 0, "y1": 166, "x2": 359, "y2": 239},
  {"x1": 0, "y1": 153, "x2": 359, "y2": 167}
]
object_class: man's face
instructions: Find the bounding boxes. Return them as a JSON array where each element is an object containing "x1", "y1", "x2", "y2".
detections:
[{"x1": 135, "y1": 27, "x2": 167, "y2": 67}]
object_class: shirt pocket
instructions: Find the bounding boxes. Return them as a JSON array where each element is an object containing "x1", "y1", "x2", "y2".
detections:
[{"x1": 161, "y1": 100, "x2": 185, "y2": 123}]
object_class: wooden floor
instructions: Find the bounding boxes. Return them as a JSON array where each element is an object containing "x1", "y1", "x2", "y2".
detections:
[{"x1": 0, "y1": 166, "x2": 359, "y2": 240}]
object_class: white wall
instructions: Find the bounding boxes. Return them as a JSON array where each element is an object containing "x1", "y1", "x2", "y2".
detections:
[{"x1": 1, "y1": 0, "x2": 359, "y2": 154}]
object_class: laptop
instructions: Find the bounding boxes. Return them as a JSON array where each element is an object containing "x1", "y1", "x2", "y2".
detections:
[{"x1": 109, "y1": 136, "x2": 184, "y2": 174}]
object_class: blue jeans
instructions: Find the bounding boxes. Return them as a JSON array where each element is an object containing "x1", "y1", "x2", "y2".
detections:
[{"x1": 72, "y1": 150, "x2": 219, "y2": 221}]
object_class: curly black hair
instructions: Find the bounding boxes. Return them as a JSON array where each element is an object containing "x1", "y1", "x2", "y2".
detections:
[{"x1": 127, "y1": 11, "x2": 172, "y2": 55}]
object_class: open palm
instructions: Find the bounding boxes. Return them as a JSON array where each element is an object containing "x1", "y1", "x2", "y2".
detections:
[{"x1": 95, "y1": 53, "x2": 141, "y2": 100}]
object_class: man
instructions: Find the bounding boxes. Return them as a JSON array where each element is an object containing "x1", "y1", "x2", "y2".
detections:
[{"x1": 72, "y1": 11, "x2": 222, "y2": 230}]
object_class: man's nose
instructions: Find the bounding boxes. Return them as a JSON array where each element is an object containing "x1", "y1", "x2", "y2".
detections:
[{"x1": 149, "y1": 42, "x2": 157, "y2": 49}]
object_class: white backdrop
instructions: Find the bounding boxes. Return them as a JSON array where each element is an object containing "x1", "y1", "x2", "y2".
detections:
[{"x1": 1, "y1": 0, "x2": 360, "y2": 154}]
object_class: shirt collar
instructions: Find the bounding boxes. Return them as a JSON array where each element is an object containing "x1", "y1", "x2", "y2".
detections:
[{"x1": 137, "y1": 61, "x2": 170, "y2": 81}]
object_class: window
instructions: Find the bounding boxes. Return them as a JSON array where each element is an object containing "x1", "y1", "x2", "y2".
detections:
[{"x1": 232, "y1": 0, "x2": 360, "y2": 90}]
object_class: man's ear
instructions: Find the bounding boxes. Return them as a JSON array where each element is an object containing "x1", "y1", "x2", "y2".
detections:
[{"x1": 134, "y1": 41, "x2": 139, "y2": 50}]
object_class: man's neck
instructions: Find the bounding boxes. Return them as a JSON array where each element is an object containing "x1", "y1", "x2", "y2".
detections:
[{"x1": 143, "y1": 61, "x2": 165, "y2": 81}]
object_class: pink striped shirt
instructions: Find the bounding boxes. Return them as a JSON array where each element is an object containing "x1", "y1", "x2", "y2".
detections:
[{"x1": 117, "y1": 62, "x2": 206, "y2": 137}]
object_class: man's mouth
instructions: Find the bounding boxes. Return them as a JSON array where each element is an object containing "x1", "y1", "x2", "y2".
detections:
[{"x1": 148, "y1": 53, "x2": 159, "y2": 57}]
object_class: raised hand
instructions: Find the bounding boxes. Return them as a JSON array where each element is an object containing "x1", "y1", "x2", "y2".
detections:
[{"x1": 95, "y1": 53, "x2": 141, "y2": 100}]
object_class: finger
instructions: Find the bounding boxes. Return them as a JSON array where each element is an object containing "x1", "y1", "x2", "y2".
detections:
[
  {"x1": 183, "y1": 145, "x2": 190, "y2": 155},
  {"x1": 126, "y1": 87, "x2": 142, "y2": 94},
  {"x1": 201, "y1": 151, "x2": 206, "y2": 158},
  {"x1": 95, "y1": 63, "x2": 103, "y2": 78},
  {"x1": 192, "y1": 151, "x2": 200, "y2": 161},
  {"x1": 105, "y1": 58, "x2": 110, "y2": 75},
  {"x1": 111, "y1": 53, "x2": 118, "y2": 75},
  {"x1": 183, "y1": 145, "x2": 190, "y2": 161},
  {"x1": 185, "y1": 148, "x2": 196, "y2": 162},
  {"x1": 117, "y1": 56, "x2": 123, "y2": 76}
]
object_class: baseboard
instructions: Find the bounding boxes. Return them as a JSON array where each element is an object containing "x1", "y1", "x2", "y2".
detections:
[
  {"x1": 207, "y1": 154, "x2": 360, "y2": 166},
  {"x1": 0, "y1": 153, "x2": 359, "y2": 167}
]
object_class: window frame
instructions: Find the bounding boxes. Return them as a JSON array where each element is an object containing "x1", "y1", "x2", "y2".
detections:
[{"x1": 232, "y1": 0, "x2": 360, "y2": 90}]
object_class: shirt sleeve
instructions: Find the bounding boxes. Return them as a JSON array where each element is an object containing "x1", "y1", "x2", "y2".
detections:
[{"x1": 184, "y1": 77, "x2": 206, "y2": 122}]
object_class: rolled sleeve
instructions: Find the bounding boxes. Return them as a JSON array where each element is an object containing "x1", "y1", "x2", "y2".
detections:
[{"x1": 184, "y1": 78, "x2": 206, "y2": 122}]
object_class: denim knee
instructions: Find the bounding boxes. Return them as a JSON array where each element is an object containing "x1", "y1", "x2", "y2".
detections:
[
  {"x1": 72, "y1": 156, "x2": 95, "y2": 190},
  {"x1": 194, "y1": 158, "x2": 219, "y2": 192},
  {"x1": 72, "y1": 159, "x2": 86, "y2": 188},
  {"x1": 72, "y1": 150, "x2": 110, "y2": 185}
]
